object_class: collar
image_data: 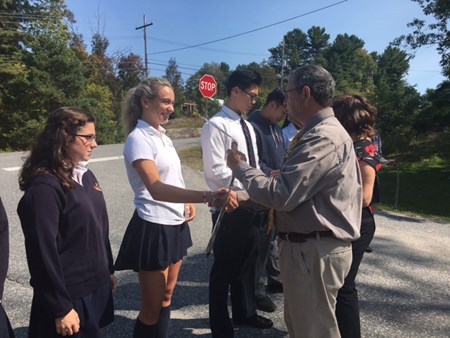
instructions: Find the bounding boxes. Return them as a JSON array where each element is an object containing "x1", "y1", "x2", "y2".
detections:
[
  {"x1": 249, "y1": 110, "x2": 271, "y2": 126},
  {"x1": 221, "y1": 105, "x2": 242, "y2": 121},
  {"x1": 300, "y1": 107, "x2": 334, "y2": 137},
  {"x1": 72, "y1": 161, "x2": 88, "y2": 186},
  {"x1": 137, "y1": 119, "x2": 166, "y2": 137}
]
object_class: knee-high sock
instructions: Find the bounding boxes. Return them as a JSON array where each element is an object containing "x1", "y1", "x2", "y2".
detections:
[
  {"x1": 133, "y1": 317, "x2": 157, "y2": 338},
  {"x1": 155, "y1": 306, "x2": 171, "y2": 338}
]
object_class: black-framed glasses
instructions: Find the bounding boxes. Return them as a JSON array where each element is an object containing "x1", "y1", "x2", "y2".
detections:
[
  {"x1": 240, "y1": 88, "x2": 258, "y2": 102},
  {"x1": 75, "y1": 134, "x2": 96, "y2": 143}
]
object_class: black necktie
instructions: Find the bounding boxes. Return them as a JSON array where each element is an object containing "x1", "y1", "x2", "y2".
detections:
[{"x1": 240, "y1": 117, "x2": 256, "y2": 168}]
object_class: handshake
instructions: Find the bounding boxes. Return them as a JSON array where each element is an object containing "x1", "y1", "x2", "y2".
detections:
[{"x1": 207, "y1": 188, "x2": 239, "y2": 213}]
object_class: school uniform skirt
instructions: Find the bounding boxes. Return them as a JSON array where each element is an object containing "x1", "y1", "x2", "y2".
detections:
[
  {"x1": 28, "y1": 280, "x2": 114, "y2": 338},
  {"x1": 0, "y1": 303, "x2": 14, "y2": 338},
  {"x1": 114, "y1": 210, "x2": 193, "y2": 272}
]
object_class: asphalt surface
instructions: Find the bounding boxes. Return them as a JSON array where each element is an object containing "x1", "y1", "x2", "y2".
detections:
[{"x1": 1, "y1": 141, "x2": 449, "y2": 337}]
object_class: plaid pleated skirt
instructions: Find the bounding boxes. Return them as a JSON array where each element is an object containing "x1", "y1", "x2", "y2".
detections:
[{"x1": 114, "y1": 210, "x2": 193, "y2": 272}]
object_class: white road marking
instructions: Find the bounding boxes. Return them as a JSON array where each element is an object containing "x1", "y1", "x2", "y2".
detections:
[{"x1": 2, "y1": 155, "x2": 124, "y2": 172}]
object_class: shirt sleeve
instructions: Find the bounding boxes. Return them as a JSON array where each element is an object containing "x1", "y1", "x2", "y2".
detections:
[
  {"x1": 234, "y1": 132, "x2": 340, "y2": 211},
  {"x1": 201, "y1": 120, "x2": 243, "y2": 190},
  {"x1": 354, "y1": 139, "x2": 382, "y2": 172},
  {"x1": 18, "y1": 183, "x2": 73, "y2": 318}
]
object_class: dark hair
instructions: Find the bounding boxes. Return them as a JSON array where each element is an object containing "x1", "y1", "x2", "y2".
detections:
[
  {"x1": 288, "y1": 64, "x2": 335, "y2": 106},
  {"x1": 264, "y1": 89, "x2": 285, "y2": 107},
  {"x1": 19, "y1": 107, "x2": 95, "y2": 191},
  {"x1": 332, "y1": 94, "x2": 377, "y2": 140},
  {"x1": 123, "y1": 77, "x2": 172, "y2": 134},
  {"x1": 226, "y1": 69, "x2": 262, "y2": 96}
]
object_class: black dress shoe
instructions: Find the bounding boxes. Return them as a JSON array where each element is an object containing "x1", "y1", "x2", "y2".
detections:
[
  {"x1": 256, "y1": 296, "x2": 277, "y2": 312},
  {"x1": 233, "y1": 315, "x2": 273, "y2": 329},
  {"x1": 365, "y1": 245, "x2": 374, "y2": 253},
  {"x1": 267, "y1": 282, "x2": 283, "y2": 294}
]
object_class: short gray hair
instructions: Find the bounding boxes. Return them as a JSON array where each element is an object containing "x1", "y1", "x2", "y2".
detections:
[{"x1": 289, "y1": 65, "x2": 335, "y2": 106}]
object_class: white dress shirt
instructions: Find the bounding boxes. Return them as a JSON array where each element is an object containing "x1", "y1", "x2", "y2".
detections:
[{"x1": 201, "y1": 105, "x2": 260, "y2": 192}]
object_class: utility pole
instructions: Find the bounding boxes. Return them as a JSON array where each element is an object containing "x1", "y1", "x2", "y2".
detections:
[
  {"x1": 135, "y1": 15, "x2": 153, "y2": 77},
  {"x1": 280, "y1": 38, "x2": 286, "y2": 87}
]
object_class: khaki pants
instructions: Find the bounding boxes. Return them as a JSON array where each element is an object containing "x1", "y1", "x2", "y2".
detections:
[{"x1": 279, "y1": 235, "x2": 352, "y2": 338}]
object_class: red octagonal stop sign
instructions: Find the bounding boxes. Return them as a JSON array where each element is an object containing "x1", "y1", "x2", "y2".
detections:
[{"x1": 199, "y1": 74, "x2": 217, "y2": 98}]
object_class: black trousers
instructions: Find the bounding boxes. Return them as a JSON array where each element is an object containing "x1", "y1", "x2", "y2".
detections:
[
  {"x1": 209, "y1": 208, "x2": 262, "y2": 338},
  {"x1": 336, "y1": 213, "x2": 376, "y2": 338}
]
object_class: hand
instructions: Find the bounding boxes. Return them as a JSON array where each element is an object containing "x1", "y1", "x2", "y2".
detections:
[
  {"x1": 110, "y1": 274, "x2": 118, "y2": 293},
  {"x1": 226, "y1": 149, "x2": 246, "y2": 170},
  {"x1": 212, "y1": 188, "x2": 239, "y2": 212},
  {"x1": 225, "y1": 190, "x2": 239, "y2": 212},
  {"x1": 55, "y1": 309, "x2": 80, "y2": 336},
  {"x1": 184, "y1": 203, "x2": 196, "y2": 222},
  {"x1": 270, "y1": 169, "x2": 280, "y2": 178}
]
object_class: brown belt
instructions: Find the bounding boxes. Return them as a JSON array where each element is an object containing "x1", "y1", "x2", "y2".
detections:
[{"x1": 278, "y1": 230, "x2": 333, "y2": 242}]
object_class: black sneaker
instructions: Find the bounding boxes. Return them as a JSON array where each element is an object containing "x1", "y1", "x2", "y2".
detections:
[
  {"x1": 233, "y1": 315, "x2": 273, "y2": 329},
  {"x1": 256, "y1": 296, "x2": 277, "y2": 312}
]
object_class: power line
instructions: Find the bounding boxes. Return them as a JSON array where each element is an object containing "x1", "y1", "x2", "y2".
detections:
[{"x1": 150, "y1": 0, "x2": 348, "y2": 55}]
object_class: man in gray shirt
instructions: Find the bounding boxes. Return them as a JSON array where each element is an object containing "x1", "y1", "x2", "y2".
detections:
[{"x1": 227, "y1": 64, "x2": 362, "y2": 338}]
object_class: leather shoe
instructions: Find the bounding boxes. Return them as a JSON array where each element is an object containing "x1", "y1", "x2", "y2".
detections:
[
  {"x1": 267, "y1": 282, "x2": 283, "y2": 294},
  {"x1": 234, "y1": 315, "x2": 273, "y2": 329},
  {"x1": 365, "y1": 245, "x2": 374, "y2": 253},
  {"x1": 256, "y1": 296, "x2": 276, "y2": 312}
]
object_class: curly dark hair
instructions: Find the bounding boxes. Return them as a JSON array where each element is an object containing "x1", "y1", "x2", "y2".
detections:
[
  {"x1": 332, "y1": 94, "x2": 377, "y2": 140},
  {"x1": 19, "y1": 107, "x2": 95, "y2": 191}
]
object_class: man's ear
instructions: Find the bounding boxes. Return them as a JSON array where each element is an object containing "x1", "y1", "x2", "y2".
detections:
[{"x1": 303, "y1": 86, "x2": 311, "y2": 101}]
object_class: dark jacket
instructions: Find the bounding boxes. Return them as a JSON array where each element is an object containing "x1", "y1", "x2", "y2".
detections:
[
  {"x1": 17, "y1": 171, "x2": 113, "y2": 318},
  {"x1": 248, "y1": 110, "x2": 285, "y2": 176}
]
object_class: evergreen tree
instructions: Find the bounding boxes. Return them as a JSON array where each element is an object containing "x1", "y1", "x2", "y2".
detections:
[{"x1": 164, "y1": 58, "x2": 186, "y2": 115}]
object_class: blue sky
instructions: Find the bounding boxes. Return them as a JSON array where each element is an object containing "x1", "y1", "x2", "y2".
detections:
[{"x1": 66, "y1": 0, "x2": 445, "y2": 94}]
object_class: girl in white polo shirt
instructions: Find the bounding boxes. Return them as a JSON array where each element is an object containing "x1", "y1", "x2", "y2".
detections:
[{"x1": 114, "y1": 77, "x2": 237, "y2": 338}]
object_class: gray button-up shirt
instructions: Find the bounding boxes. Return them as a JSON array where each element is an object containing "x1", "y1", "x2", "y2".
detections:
[{"x1": 233, "y1": 107, "x2": 362, "y2": 241}]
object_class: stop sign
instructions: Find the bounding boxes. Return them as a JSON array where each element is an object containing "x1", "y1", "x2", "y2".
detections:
[{"x1": 199, "y1": 74, "x2": 217, "y2": 98}]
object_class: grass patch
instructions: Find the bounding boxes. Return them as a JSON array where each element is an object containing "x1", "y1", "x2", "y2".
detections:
[
  {"x1": 377, "y1": 166, "x2": 450, "y2": 222},
  {"x1": 167, "y1": 116, "x2": 205, "y2": 129},
  {"x1": 178, "y1": 145, "x2": 203, "y2": 172}
]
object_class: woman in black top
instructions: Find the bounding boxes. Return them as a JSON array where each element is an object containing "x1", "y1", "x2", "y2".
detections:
[
  {"x1": 333, "y1": 94, "x2": 382, "y2": 338},
  {"x1": 17, "y1": 107, "x2": 116, "y2": 337},
  {"x1": 0, "y1": 197, "x2": 15, "y2": 337}
]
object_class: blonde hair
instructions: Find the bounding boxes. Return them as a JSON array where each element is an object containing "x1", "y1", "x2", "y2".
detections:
[{"x1": 122, "y1": 77, "x2": 172, "y2": 134}]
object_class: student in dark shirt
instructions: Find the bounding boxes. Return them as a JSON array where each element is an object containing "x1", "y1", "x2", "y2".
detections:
[
  {"x1": 0, "y1": 197, "x2": 15, "y2": 338},
  {"x1": 17, "y1": 107, "x2": 116, "y2": 337},
  {"x1": 248, "y1": 89, "x2": 287, "y2": 312}
]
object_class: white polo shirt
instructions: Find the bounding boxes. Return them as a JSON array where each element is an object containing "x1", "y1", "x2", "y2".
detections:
[{"x1": 124, "y1": 119, "x2": 185, "y2": 225}]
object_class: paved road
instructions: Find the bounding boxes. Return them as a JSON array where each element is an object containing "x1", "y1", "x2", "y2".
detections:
[{"x1": 1, "y1": 141, "x2": 449, "y2": 337}]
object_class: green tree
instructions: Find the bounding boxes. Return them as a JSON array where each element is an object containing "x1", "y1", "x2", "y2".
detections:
[
  {"x1": 414, "y1": 80, "x2": 450, "y2": 133},
  {"x1": 164, "y1": 58, "x2": 186, "y2": 115},
  {"x1": 268, "y1": 26, "x2": 330, "y2": 85},
  {"x1": 393, "y1": 0, "x2": 450, "y2": 78},
  {"x1": 325, "y1": 34, "x2": 377, "y2": 95},
  {"x1": 371, "y1": 46, "x2": 421, "y2": 152},
  {"x1": 268, "y1": 28, "x2": 309, "y2": 81},
  {"x1": 117, "y1": 53, "x2": 145, "y2": 91},
  {"x1": 0, "y1": 0, "x2": 91, "y2": 150}
]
